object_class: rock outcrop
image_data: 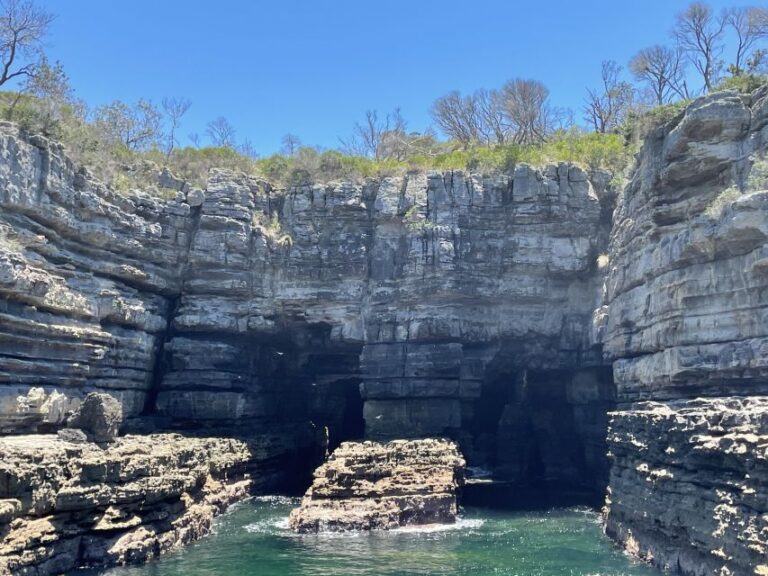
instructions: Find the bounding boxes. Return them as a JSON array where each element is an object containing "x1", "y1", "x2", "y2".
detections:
[
  {"x1": 288, "y1": 439, "x2": 465, "y2": 532},
  {"x1": 0, "y1": 433, "x2": 251, "y2": 574},
  {"x1": 605, "y1": 399, "x2": 768, "y2": 576},
  {"x1": 601, "y1": 87, "x2": 768, "y2": 575}
]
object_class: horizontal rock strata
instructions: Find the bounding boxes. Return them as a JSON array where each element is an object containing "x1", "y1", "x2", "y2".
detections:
[
  {"x1": 605, "y1": 398, "x2": 768, "y2": 576},
  {"x1": 288, "y1": 439, "x2": 465, "y2": 532},
  {"x1": 0, "y1": 433, "x2": 251, "y2": 574},
  {"x1": 600, "y1": 87, "x2": 768, "y2": 575},
  {"x1": 0, "y1": 120, "x2": 615, "y2": 494}
]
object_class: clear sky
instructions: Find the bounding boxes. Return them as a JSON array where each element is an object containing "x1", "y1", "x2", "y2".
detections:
[{"x1": 37, "y1": 0, "x2": 743, "y2": 155}]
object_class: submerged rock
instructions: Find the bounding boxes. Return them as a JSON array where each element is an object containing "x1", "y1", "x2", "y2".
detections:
[{"x1": 288, "y1": 438, "x2": 465, "y2": 533}]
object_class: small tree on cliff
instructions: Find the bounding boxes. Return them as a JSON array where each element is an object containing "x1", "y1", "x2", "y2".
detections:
[
  {"x1": 629, "y1": 45, "x2": 689, "y2": 105},
  {"x1": 499, "y1": 78, "x2": 556, "y2": 145},
  {"x1": 723, "y1": 6, "x2": 768, "y2": 76},
  {"x1": 94, "y1": 99, "x2": 163, "y2": 152},
  {"x1": 584, "y1": 61, "x2": 634, "y2": 133}
]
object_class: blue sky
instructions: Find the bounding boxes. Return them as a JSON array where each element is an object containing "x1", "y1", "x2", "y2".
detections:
[{"x1": 38, "y1": 0, "x2": 743, "y2": 155}]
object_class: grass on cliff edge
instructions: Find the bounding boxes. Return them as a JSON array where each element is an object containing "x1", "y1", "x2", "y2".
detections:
[
  {"x1": 254, "y1": 130, "x2": 630, "y2": 188},
  {"x1": 0, "y1": 90, "x2": 642, "y2": 195}
]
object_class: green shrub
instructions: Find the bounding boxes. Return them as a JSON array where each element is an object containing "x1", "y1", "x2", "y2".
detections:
[{"x1": 714, "y1": 74, "x2": 768, "y2": 94}]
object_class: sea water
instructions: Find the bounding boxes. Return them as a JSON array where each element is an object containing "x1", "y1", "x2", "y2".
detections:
[{"x1": 74, "y1": 496, "x2": 658, "y2": 576}]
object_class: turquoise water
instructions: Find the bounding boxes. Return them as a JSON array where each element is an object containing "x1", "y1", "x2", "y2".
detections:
[{"x1": 76, "y1": 497, "x2": 657, "y2": 576}]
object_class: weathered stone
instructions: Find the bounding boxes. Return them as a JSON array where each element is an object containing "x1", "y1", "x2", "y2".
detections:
[
  {"x1": 0, "y1": 122, "x2": 614, "y2": 493},
  {"x1": 598, "y1": 87, "x2": 768, "y2": 575},
  {"x1": 605, "y1": 398, "x2": 768, "y2": 576},
  {"x1": 67, "y1": 392, "x2": 123, "y2": 442},
  {"x1": 0, "y1": 433, "x2": 251, "y2": 575},
  {"x1": 288, "y1": 439, "x2": 465, "y2": 532}
]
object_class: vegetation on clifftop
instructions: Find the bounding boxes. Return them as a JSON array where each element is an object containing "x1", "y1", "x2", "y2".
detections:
[{"x1": 0, "y1": 1, "x2": 767, "y2": 195}]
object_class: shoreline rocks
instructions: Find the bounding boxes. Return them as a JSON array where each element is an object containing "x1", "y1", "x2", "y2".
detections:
[
  {"x1": 0, "y1": 433, "x2": 252, "y2": 575},
  {"x1": 288, "y1": 439, "x2": 465, "y2": 533},
  {"x1": 604, "y1": 398, "x2": 768, "y2": 576}
]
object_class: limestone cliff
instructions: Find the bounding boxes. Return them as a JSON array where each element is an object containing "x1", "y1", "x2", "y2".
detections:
[
  {"x1": 2, "y1": 86, "x2": 768, "y2": 574},
  {"x1": 0, "y1": 123, "x2": 614, "y2": 499},
  {"x1": 601, "y1": 88, "x2": 768, "y2": 575}
]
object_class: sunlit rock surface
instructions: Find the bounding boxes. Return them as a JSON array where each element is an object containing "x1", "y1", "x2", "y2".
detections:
[
  {"x1": 0, "y1": 121, "x2": 614, "y2": 495},
  {"x1": 0, "y1": 433, "x2": 251, "y2": 575},
  {"x1": 605, "y1": 398, "x2": 768, "y2": 576},
  {"x1": 288, "y1": 439, "x2": 465, "y2": 532},
  {"x1": 601, "y1": 87, "x2": 768, "y2": 575}
]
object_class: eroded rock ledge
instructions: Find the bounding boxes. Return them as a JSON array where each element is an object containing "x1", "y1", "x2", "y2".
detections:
[
  {"x1": 288, "y1": 439, "x2": 465, "y2": 532},
  {"x1": 0, "y1": 433, "x2": 251, "y2": 574},
  {"x1": 605, "y1": 398, "x2": 768, "y2": 576}
]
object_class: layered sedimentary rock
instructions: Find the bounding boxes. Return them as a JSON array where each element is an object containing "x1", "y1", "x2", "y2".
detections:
[
  {"x1": 0, "y1": 433, "x2": 251, "y2": 574},
  {"x1": 288, "y1": 438, "x2": 465, "y2": 532},
  {"x1": 0, "y1": 121, "x2": 615, "y2": 496},
  {"x1": 606, "y1": 399, "x2": 768, "y2": 575},
  {"x1": 601, "y1": 88, "x2": 768, "y2": 575}
]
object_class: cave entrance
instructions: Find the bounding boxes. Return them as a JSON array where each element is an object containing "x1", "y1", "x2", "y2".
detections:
[
  {"x1": 466, "y1": 366, "x2": 615, "y2": 508},
  {"x1": 302, "y1": 341, "x2": 365, "y2": 453},
  {"x1": 313, "y1": 377, "x2": 364, "y2": 452}
]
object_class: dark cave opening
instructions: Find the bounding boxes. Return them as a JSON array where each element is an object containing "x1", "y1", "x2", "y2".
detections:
[
  {"x1": 143, "y1": 317, "x2": 616, "y2": 506},
  {"x1": 464, "y1": 366, "x2": 615, "y2": 509}
]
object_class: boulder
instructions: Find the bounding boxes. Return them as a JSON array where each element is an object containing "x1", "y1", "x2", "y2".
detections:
[{"x1": 67, "y1": 393, "x2": 123, "y2": 443}]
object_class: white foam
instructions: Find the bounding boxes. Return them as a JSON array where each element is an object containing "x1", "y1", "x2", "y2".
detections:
[
  {"x1": 248, "y1": 516, "x2": 486, "y2": 538},
  {"x1": 244, "y1": 517, "x2": 290, "y2": 534},
  {"x1": 395, "y1": 518, "x2": 485, "y2": 533}
]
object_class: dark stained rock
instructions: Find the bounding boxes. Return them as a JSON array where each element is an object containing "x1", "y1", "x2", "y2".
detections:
[
  {"x1": 288, "y1": 439, "x2": 465, "y2": 532},
  {"x1": 605, "y1": 398, "x2": 768, "y2": 576},
  {"x1": 67, "y1": 392, "x2": 123, "y2": 443}
]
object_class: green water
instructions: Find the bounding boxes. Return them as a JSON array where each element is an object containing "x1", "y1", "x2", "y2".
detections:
[{"x1": 76, "y1": 497, "x2": 657, "y2": 576}]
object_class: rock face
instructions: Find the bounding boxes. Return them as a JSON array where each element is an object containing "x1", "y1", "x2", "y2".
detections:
[
  {"x1": 67, "y1": 392, "x2": 123, "y2": 442},
  {"x1": 600, "y1": 87, "x2": 768, "y2": 575},
  {"x1": 288, "y1": 439, "x2": 465, "y2": 532},
  {"x1": 606, "y1": 399, "x2": 768, "y2": 576},
  {"x1": 0, "y1": 121, "x2": 614, "y2": 498},
  {"x1": 0, "y1": 433, "x2": 251, "y2": 574}
]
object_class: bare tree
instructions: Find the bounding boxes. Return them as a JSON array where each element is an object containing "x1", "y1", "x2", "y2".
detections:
[
  {"x1": 431, "y1": 89, "x2": 509, "y2": 147},
  {"x1": 161, "y1": 96, "x2": 191, "y2": 159},
  {"x1": 281, "y1": 133, "x2": 301, "y2": 156},
  {"x1": 499, "y1": 78, "x2": 554, "y2": 145},
  {"x1": 584, "y1": 60, "x2": 635, "y2": 133},
  {"x1": 724, "y1": 6, "x2": 768, "y2": 76},
  {"x1": 94, "y1": 99, "x2": 162, "y2": 151},
  {"x1": 237, "y1": 138, "x2": 258, "y2": 159},
  {"x1": 188, "y1": 132, "x2": 201, "y2": 147},
  {"x1": 475, "y1": 88, "x2": 508, "y2": 145},
  {"x1": 0, "y1": 0, "x2": 53, "y2": 87},
  {"x1": 674, "y1": 3, "x2": 726, "y2": 92},
  {"x1": 630, "y1": 45, "x2": 689, "y2": 105},
  {"x1": 431, "y1": 91, "x2": 483, "y2": 147},
  {"x1": 339, "y1": 108, "x2": 407, "y2": 160},
  {"x1": 206, "y1": 116, "x2": 236, "y2": 148}
]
